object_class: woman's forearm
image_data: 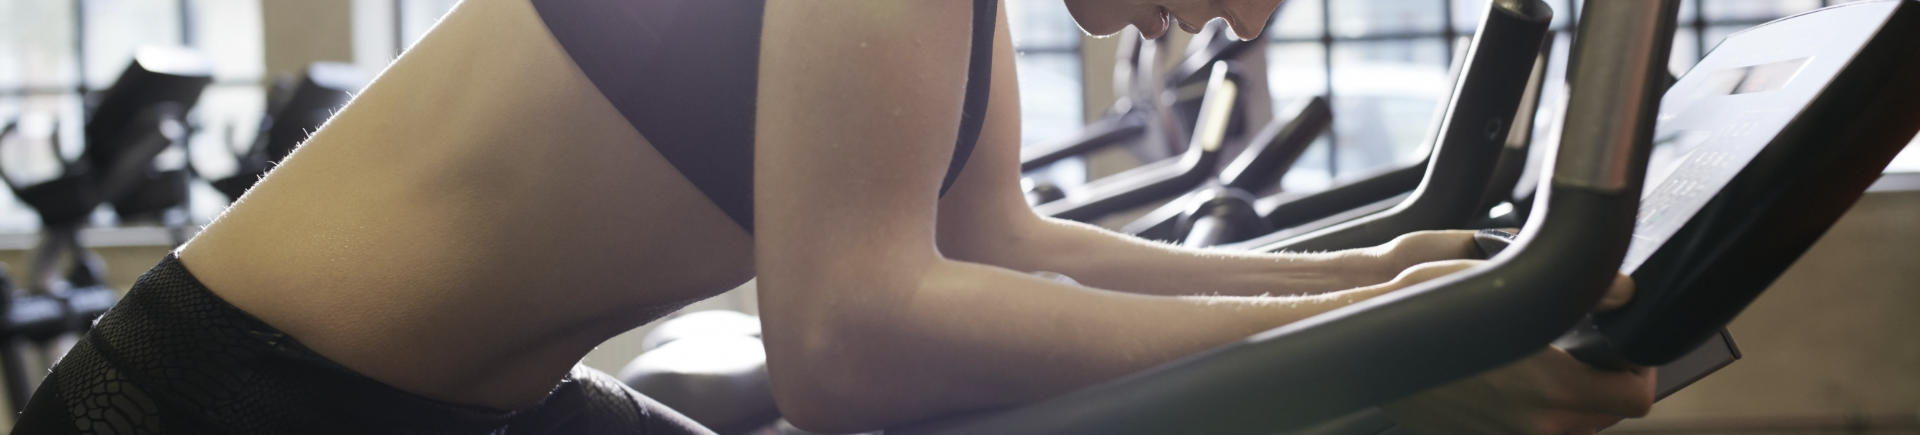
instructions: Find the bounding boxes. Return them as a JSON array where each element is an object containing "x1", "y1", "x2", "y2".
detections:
[
  {"x1": 987, "y1": 216, "x2": 1395, "y2": 297},
  {"x1": 767, "y1": 257, "x2": 1412, "y2": 432}
]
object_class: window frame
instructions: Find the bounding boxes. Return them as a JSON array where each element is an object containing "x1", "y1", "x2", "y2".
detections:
[{"x1": 1268, "y1": 0, "x2": 1844, "y2": 179}]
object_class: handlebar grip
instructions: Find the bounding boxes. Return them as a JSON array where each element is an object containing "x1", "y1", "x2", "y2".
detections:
[
  {"x1": 1462, "y1": 229, "x2": 1637, "y2": 370},
  {"x1": 1469, "y1": 229, "x2": 1518, "y2": 259}
]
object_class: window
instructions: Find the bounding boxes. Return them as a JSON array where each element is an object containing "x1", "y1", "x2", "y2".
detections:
[
  {"x1": 182, "y1": 0, "x2": 267, "y2": 225},
  {"x1": 1008, "y1": 0, "x2": 1085, "y2": 146},
  {"x1": 0, "y1": 0, "x2": 80, "y2": 92},
  {"x1": 0, "y1": 0, "x2": 267, "y2": 233},
  {"x1": 397, "y1": 0, "x2": 460, "y2": 52},
  {"x1": 0, "y1": 0, "x2": 80, "y2": 231},
  {"x1": 82, "y1": 0, "x2": 185, "y2": 88},
  {"x1": 2, "y1": 1, "x2": 1903, "y2": 232},
  {"x1": 1264, "y1": 0, "x2": 1906, "y2": 188},
  {"x1": 1269, "y1": 0, "x2": 1469, "y2": 189}
]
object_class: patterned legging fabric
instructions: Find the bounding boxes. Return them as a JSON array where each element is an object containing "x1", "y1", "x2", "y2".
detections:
[{"x1": 12, "y1": 255, "x2": 714, "y2": 435}]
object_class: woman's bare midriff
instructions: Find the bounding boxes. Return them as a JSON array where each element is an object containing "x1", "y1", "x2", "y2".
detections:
[{"x1": 176, "y1": 0, "x2": 754, "y2": 411}]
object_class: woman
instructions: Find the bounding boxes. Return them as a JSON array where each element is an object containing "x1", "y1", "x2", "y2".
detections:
[{"x1": 16, "y1": 0, "x2": 1653, "y2": 434}]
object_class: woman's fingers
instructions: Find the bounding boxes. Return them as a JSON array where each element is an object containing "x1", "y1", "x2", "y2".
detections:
[
  {"x1": 1370, "y1": 230, "x2": 1482, "y2": 277},
  {"x1": 1390, "y1": 259, "x2": 1483, "y2": 286},
  {"x1": 1519, "y1": 350, "x2": 1655, "y2": 434},
  {"x1": 1384, "y1": 346, "x2": 1657, "y2": 435},
  {"x1": 1535, "y1": 412, "x2": 1622, "y2": 435},
  {"x1": 1566, "y1": 365, "x2": 1656, "y2": 418},
  {"x1": 1536, "y1": 348, "x2": 1658, "y2": 418},
  {"x1": 1595, "y1": 273, "x2": 1636, "y2": 312}
]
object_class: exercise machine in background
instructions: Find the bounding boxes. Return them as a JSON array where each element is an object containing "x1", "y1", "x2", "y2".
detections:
[
  {"x1": 204, "y1": 62, "x2": 366, "y2": 201},
  {"x1": 1020, "y1": 20, "x2": 1266, "y2": 187},
  {"x1": 0, "y1": 46, "x2": 214, "y2": 412},
  {"x1": 1122, "y1": 96, "x2": 1330, "y2": 246},
  {"x1": 1033, "y1": 62, "x2": 1243, "y2": 221},
  {"x1": 1231, "y1": 4, "x2": 1556, "y2": 252}
]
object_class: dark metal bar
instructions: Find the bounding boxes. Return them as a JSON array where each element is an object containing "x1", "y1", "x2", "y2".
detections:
[
  {"x1": 1692, "y1": 0, "x2": 1710, "y2": 65},
  {"x1": 1318, "y1": 0, "x2": 1338, "y2": 179},
  {"x1": 1253, "y1": 0, "x2": 1554, "y2": 252},
  {"x1": 1019, "y1": 117, "x2": 1146, "y2": 171},
  {"x1": 178, "y1": 0, "x2": 195, "y2": 46},
  {"x1": 1221, "y1": 97, "x2": 1333, "y2": 191},
  {"x1": 392, "y1": 0, "x2": 406, "y2": 55},
  {"x1": 73, "y1": 0, "x2": 89, "y2": 98},
  {"x1": 1441, "y1": 0, "x2": 1460, "y2": 64},
  {"x1": 1568, "y1": 0, "x2": 1580, "y2": 28},
  {"x1": 1551, "y1": 0, "x2": 1674, "y2": 192},
  {"x1": 1035, "y1": 64, "x2": 1237, "y2": 222}
]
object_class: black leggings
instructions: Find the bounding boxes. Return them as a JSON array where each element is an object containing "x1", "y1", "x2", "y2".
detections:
[{"x1": 13, "y1": 255, "x2": 714, "y2": 435}]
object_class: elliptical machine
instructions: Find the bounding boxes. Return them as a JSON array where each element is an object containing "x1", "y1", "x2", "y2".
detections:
[
  {"x1": 204, "y1": 62, "x2": 365, "y2": 201},
  {"x1": 904, "y1": 0, "x2": 1920, "y2": 433},
  {"x1": 0, "y1": 46, "x2": 213, "y2": 411},
  {"x1": 1022, "y1": 19, "x2": 1271, "y2": 208}
]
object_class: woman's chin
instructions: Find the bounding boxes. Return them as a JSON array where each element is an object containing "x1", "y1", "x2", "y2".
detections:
[{"x1": 1064, "y1": 0, "x2": 1160, "y2": 39}]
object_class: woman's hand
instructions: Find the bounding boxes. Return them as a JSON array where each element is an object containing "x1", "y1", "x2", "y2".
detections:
[
  {"x1": 1380, "y1": 261, "x2": 1654, "y2": 435},
  {"x1": 1357, "y1": 230, "x2": 1486, "y2": 284}
]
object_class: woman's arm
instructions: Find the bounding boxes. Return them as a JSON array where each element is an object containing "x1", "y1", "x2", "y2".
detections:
[
  {"x1": 751, "y1": 3, "x2": 1425, "y2": 432},
  {"x1": 930, "y1": 7, "x2": 1476, "y2": 298},
  {"x1": 997, "y1": 216, "x2": 1484, "y2": 296},
  {"x1": 755, "y1": 4, "x2": 1651, "y2": 433}
]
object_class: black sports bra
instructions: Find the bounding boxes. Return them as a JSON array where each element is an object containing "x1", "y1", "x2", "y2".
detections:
[{"x1": 532, "y1": 0, "x2": 997, "y2": 232}]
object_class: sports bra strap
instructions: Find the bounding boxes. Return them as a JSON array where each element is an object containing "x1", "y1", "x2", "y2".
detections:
[{"x1": 939, "y1": 0, "x2": 998, "y2": 195}]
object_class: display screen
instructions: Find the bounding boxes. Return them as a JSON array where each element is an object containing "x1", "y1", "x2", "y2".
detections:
[
  {"x1": 1621, "y1": 54, "x2": 1819, "y2": 273},
  {"x1": 1623, "y1": 129, "x2": 1733, "y2": 273},
  {"x1": 1703, "y1": 57, "x2": 1811, "y2": 96}
]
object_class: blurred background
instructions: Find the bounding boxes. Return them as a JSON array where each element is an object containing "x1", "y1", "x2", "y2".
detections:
[
  {"x1": 3, "y1": 0, "x2": 1913, "y2": 234},
  {"x1": 0, "y1": 0, "x2": 1914, "y2": 432}
]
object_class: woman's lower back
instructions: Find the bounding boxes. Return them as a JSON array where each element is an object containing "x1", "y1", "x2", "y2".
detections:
[{"x1": 167, "y1": 0, "x2": 754, "y2": 412}]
